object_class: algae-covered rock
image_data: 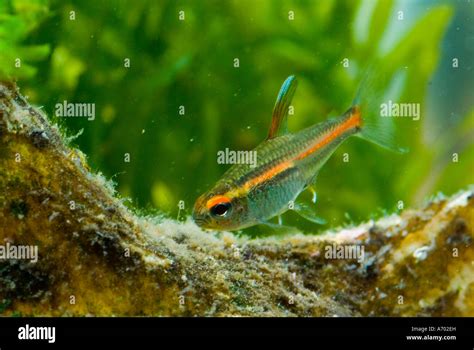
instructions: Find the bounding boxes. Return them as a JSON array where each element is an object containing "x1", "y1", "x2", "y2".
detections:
[{"x1": 0, "y1": 82, "x2": 473, "y2": 316}]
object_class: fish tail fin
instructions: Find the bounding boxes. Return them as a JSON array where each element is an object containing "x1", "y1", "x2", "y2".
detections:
[{"x1": 349, "y1": 67, "x2": 409, "y2": 154}]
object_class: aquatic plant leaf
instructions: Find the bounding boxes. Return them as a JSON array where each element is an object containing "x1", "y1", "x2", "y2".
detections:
[{"x1": 367, "y1": 0, "x2": 394, "y2": 53}]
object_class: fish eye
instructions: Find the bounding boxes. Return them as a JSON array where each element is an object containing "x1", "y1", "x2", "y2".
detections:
[{"x1": 210, "y1": 202, "x2": 231, "y2": 217}]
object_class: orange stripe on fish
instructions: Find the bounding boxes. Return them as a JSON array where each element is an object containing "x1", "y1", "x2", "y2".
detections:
[
  {"x1": 226, "y1": 161, "x2": 294, "y2": 198},
  {"x1": 227, "y1": 108, "x2": 362, "y2": 197},
  {"x1": 206, "y1": 195, "x2": 231, "y2": 209},
  {"x1": 296, "y1": 107, "x2": 361, "y2": 161},
  {"x1": 243, "y1": 161, "x2": 293, "y2": 191}
]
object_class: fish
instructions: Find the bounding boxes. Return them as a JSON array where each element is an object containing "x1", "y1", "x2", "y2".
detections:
[{"x1": 193, "y1": 73, "x2": 405, "y2": 231}]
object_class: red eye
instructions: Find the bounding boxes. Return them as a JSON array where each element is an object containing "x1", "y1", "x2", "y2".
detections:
[{"x1": 210, "y1": 202, "x2": 231, "y2": 217}]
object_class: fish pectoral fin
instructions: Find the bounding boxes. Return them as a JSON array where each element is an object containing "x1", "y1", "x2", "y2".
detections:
[
  {"x1": 293, "y1": 201, "x2": 327, "y2": 225},
  {"x1": 258, "y1": 220, "x2": 298, "y2": 235},
  {"x1": 306, "y1": 185, "x2": 318, "y2": 204},
  {"x1": 266, "y1": 75, "x2": 298, "y2": 139}
]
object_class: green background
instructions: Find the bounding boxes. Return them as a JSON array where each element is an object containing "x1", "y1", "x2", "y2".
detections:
[{"x1": 1, "y1": 0, "x2": 473, "y2": 234}]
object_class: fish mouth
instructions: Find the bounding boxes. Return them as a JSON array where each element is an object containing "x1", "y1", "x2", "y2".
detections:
[
  {"x1": 193, "y1": 217, "x2": 206, "y2": 227},
  {"x1": 192, "y1": 211, "x2": 208, "y2": 228}
]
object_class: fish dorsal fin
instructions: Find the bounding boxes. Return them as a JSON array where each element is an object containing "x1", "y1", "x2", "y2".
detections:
[{"x1": 266, "y1": 75, "x2": 298, "y2": 139}]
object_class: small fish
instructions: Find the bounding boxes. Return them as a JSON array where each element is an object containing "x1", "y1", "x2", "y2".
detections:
[{"x1": 193, "y1": 74, "x2": 405, "y2": 231}]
